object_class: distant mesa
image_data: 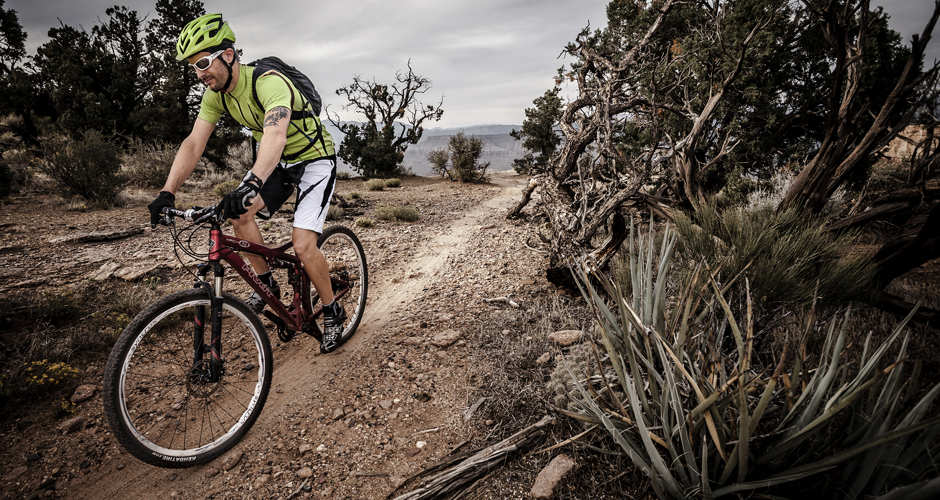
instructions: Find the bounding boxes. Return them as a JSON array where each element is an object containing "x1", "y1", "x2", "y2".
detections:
[{"x1": 322, "y1": 121, "x2": 524, "y2": 176}]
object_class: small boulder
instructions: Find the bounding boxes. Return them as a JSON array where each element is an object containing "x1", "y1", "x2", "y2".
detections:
[
  {"x1": 431, "y1": 330, "x2": 461, "y2": 348},
  {"x1": 222, "y1": 450, "x2": 243, "y2": 471},
  {"x1": 548, "y1": 330, "x2": 583, "y2": 347},
  {"x1": 530, "y1": 454, "x2": 577, "y2": 499},
  {"x1": 90, "y1": 262, "x2": 121, "y2": 281},
  {"x1": 70, "y1": 384, "x2": 97, "y2": 404},
  {"x1": 58, "y1": 416, "x2": 86, "y2": 434},
  {"x1": 331, "y1": 408, "x2": 345, "y2": 421}
]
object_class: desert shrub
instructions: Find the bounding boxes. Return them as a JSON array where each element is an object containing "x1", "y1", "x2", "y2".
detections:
[
  {"x1": 384, "y1": 177, "x2": 402, "y2": 188},
  {"x1": 365, "y1": 179, "x2": 385, "y2": 191},
  {"x1": 336, "y1": 170, "x2": 351, "y2": 180},
  {"x1": 375, "y1": 205, "x2": 418, "y2": 222},
  {"x1": 354, "y1": 217, "x2": 374, "y2": 228},
  {"x1": 327, "y1": 204, "x2": 344, "y2": 220},
  {"x1": 349, "y1": 191, "x2": 361, "y2": 200},
  {"x1": 37, "y1": 130, "x2": 126, "y2": 207},
  {"x1": 0, "y1": 116, "x2": 32, "y2": 198},
  {"x1": 213, "y1": 178, "x2": 240, "y2": 198},
  {"x1": 122, "y1": 140, "x2": 175, "y2": 188},
  {"x1": 674, "y1": 203, "x2": 874, "y2": 317},
  {"x1": 225, "y1": 139, "x2": 253, "y2": 172},
  {"x1": 0, "y1": 283, "x2": 159, "y2": 402},
  {"x1": 0, "y1": 150, "x2": 30, "y2": 198},
  {"x1": 430, "y1": 132, "x2": 489, "y2": 183},
  {"x1": 564, "y1": 222, "x2": 940, "y2": 499},
  {"x1": 191, "y1": 162, "x2": 233, "y2": 190},
  {"x1": 428, "y1": 149, "x2": 449, "y2": 177}
]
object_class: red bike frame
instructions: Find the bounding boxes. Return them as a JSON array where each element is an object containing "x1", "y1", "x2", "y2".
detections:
[{"x1": 207, "y1": 228, "x2": 326, "y2": 332}]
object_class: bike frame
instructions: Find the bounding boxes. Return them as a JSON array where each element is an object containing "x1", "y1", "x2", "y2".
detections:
[{"x1": 207, "y1": 227, "x2": 313, "y2": 331}]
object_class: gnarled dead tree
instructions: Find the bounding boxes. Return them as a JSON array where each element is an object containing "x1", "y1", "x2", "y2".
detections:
[{"x1": 512, "y1": 0, "x2": 940, "y2": 311}]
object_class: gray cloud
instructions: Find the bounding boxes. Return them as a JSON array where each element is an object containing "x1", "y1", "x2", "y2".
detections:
[{"x1": 9, "y1": 0, "x2": 939, "y2": 128}]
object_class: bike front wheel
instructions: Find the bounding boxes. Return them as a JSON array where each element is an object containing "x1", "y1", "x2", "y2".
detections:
[
  {"x1": 103, "y1": 289, "x2": 272, "y2": 468},
  {"x1": 312, "y1": 225, "x2": 369, "y2": 347}
]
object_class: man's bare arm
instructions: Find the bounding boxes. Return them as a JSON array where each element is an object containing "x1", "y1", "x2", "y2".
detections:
[{"x1": 251, "y1": 106, "x2": 290, "y2": 182}]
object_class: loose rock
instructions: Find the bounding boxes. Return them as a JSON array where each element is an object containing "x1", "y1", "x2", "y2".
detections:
[
  {"x1": 58, "y1": 416, "x2": 86, "y2": 434},
  {"x1": 222, "y1": 450, "x2": 243, "y2": 471},
  {"x1": 536, "y1": 353, "x2": 552, "y2": 365},
  {"x1": 530, "y1": 454, "x2": 577, "y2": 499},
  {"x1": 299, "y1": 444, "x2": 313, "y2": 455},
  {"x1": 548, "y1": 330, "x2": 583, "y2": 346},
  {"x1": 430, "y1": 329, "x2": 461, "y2": 348},
  {"x1": 332, "y1": 408, "x2": 345, "y2": 421},
  {"x1": 296, "y1": 467, "x2": 313, "y2": 479},
  {"x1": 378, "y1": 399, "x2": 393, "y2": 410},
  {"x1": 70, "y1": 384, "x2": 97, "y2": 404}
]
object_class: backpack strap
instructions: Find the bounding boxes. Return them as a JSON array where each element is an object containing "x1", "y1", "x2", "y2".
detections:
[{"x1": 251, "y1": 69, "x2": 327, "y2": 161}]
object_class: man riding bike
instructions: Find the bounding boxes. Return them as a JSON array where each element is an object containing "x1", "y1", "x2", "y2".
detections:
[{"x1": 148, "y1": 13, "x2": 346, "y2": 353}]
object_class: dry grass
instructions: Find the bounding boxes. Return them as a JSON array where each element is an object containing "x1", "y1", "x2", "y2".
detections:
[
  {"x1": 327, "y1": 205, "x2": 344, "y2": 220},
  {"x1": 0, "y1": 281, "x2": 161, "y2": 402},
  {"x1": 354, "y1": 217, "x2": 374, "y2": 228},
  {"x1": 375, "y1": 205, "x2": 419, "y2": 222},
  {"x1": 365, "y1": 179, "x2": 385, "y2": 191},
  {"x1": 384, "y1": 178, "x2": 402, "y2": 188}
]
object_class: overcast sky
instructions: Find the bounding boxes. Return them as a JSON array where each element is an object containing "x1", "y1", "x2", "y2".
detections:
[{"x1": 8, "y1": 0, "x2": 939, "y2": 128}]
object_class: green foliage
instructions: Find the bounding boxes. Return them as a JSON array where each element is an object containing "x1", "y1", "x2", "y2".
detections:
[
  {"x1": 566, "y1": 222, "x2": 940, "y2": 499},
  {"x1": 511, "y1": 86, "x2": 562, "y2": 174},
  {"x1": 354, "y1": 217, "x2": 374, "y2": 228},
  {"x1": 384, "y1": 177, "x2": 402, "y2": 187},
  {"x1": 430, "y1": 132, "x2": 489, "y2": 183},
  {"x1": 38, "y1": 130, "x2": 126, "y2": 207},
  {"x1": 673, "y1": 203, "x2": 874, "y2": 315},
  {"x1": 375, "y1": 205, "x2": 418, "y2": 222},
  {"x1": 427, "y1": 149, "x2": 448, "y2": 176},
  {"x1": 332, "y1": 64, "x2": 444, "y2": 178},
  {"x1": 365, "y1": 179, "x2": 385, "y2": 191}
]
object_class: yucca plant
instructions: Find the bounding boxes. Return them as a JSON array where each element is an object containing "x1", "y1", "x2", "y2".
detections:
[{"x1": 563, "y1": 221, "x2": 940, "y2": 499}]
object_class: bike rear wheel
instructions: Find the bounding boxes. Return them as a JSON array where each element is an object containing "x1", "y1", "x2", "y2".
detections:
[
  {"x1": 103, "y1": 289, "x2": 272, "y2": 468},
  {"x1": 312, "y1": 225, "x2": 369, "y2": 347}
]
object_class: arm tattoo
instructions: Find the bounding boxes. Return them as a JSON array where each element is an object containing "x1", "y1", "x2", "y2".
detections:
[{"x1": 264, "y1": 106, "x2": 290, "y2": 128}]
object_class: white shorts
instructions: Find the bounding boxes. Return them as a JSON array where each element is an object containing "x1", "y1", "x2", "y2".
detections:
[
  {"x1": 255, "y1": 158, "x2": 336, "y2": 234},
  {"x1": 291, "y1": 158, "x2": 336, "y2": 233}
]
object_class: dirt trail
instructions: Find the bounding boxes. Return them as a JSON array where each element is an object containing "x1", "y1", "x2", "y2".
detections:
[{"x1": 65, "y1": 173, "x2": 527, "y2": 499}]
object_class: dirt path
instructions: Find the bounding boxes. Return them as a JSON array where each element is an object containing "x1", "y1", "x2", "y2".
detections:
[{"x1": 58, "y1": 173, "x2": 529, "y2": 499}]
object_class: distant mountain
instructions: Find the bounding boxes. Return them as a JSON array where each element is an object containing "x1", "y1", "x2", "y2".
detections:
[{"x1": 320, "y1": 121, "x2": 524, "y2": 176}]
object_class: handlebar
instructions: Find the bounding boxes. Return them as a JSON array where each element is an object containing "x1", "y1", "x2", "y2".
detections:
[{"x1": 160, "y1": 205, "x2": 221, "y2": 226}]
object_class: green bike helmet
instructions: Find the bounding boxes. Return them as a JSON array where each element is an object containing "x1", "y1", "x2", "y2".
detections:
[{"x1": 175, "y1": 13, "x2": 236, "y2": 61}]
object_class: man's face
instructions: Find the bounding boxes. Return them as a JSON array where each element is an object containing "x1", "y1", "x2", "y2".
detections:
[{"x1": 188, "y1": 49, "x2": 232, "y2": 92}]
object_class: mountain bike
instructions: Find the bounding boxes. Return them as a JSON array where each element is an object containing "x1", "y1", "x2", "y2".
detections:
[{"x1": 102, "y1": 205, "x2": 368, "y2": 468}]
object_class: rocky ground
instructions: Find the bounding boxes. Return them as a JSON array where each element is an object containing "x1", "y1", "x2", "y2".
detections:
[{"x1": 0, "y1": 172, "x2": 606, "y2": 499}]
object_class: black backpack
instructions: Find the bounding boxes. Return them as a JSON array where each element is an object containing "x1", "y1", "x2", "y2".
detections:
[
  {"x1": 221, "y1": 56, "x2": 329, "y2": 162},
  {"x1": 247, "y1": 56, "x2": 322, "y2": 116}
]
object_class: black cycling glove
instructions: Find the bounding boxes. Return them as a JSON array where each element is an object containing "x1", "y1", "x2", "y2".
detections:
[
  {"x1": 148, "y1": 191, "x2": 175, "y2": 228},
  {"x1": 222, "y1": 172, "x2": 263, "y2": 220}
]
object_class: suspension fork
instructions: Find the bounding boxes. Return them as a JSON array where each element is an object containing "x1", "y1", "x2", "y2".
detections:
[
  {"x1": 207, "y1": 229, "x2": 225, "y2": 379},
  {"x1": 192, "y1": 229, "x2": 226, "y2": 381}
]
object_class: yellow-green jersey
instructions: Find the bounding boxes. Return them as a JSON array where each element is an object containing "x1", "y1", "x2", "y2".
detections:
[{"x1": 197, "y1": 64, "x2": 335, "y2": 162}]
